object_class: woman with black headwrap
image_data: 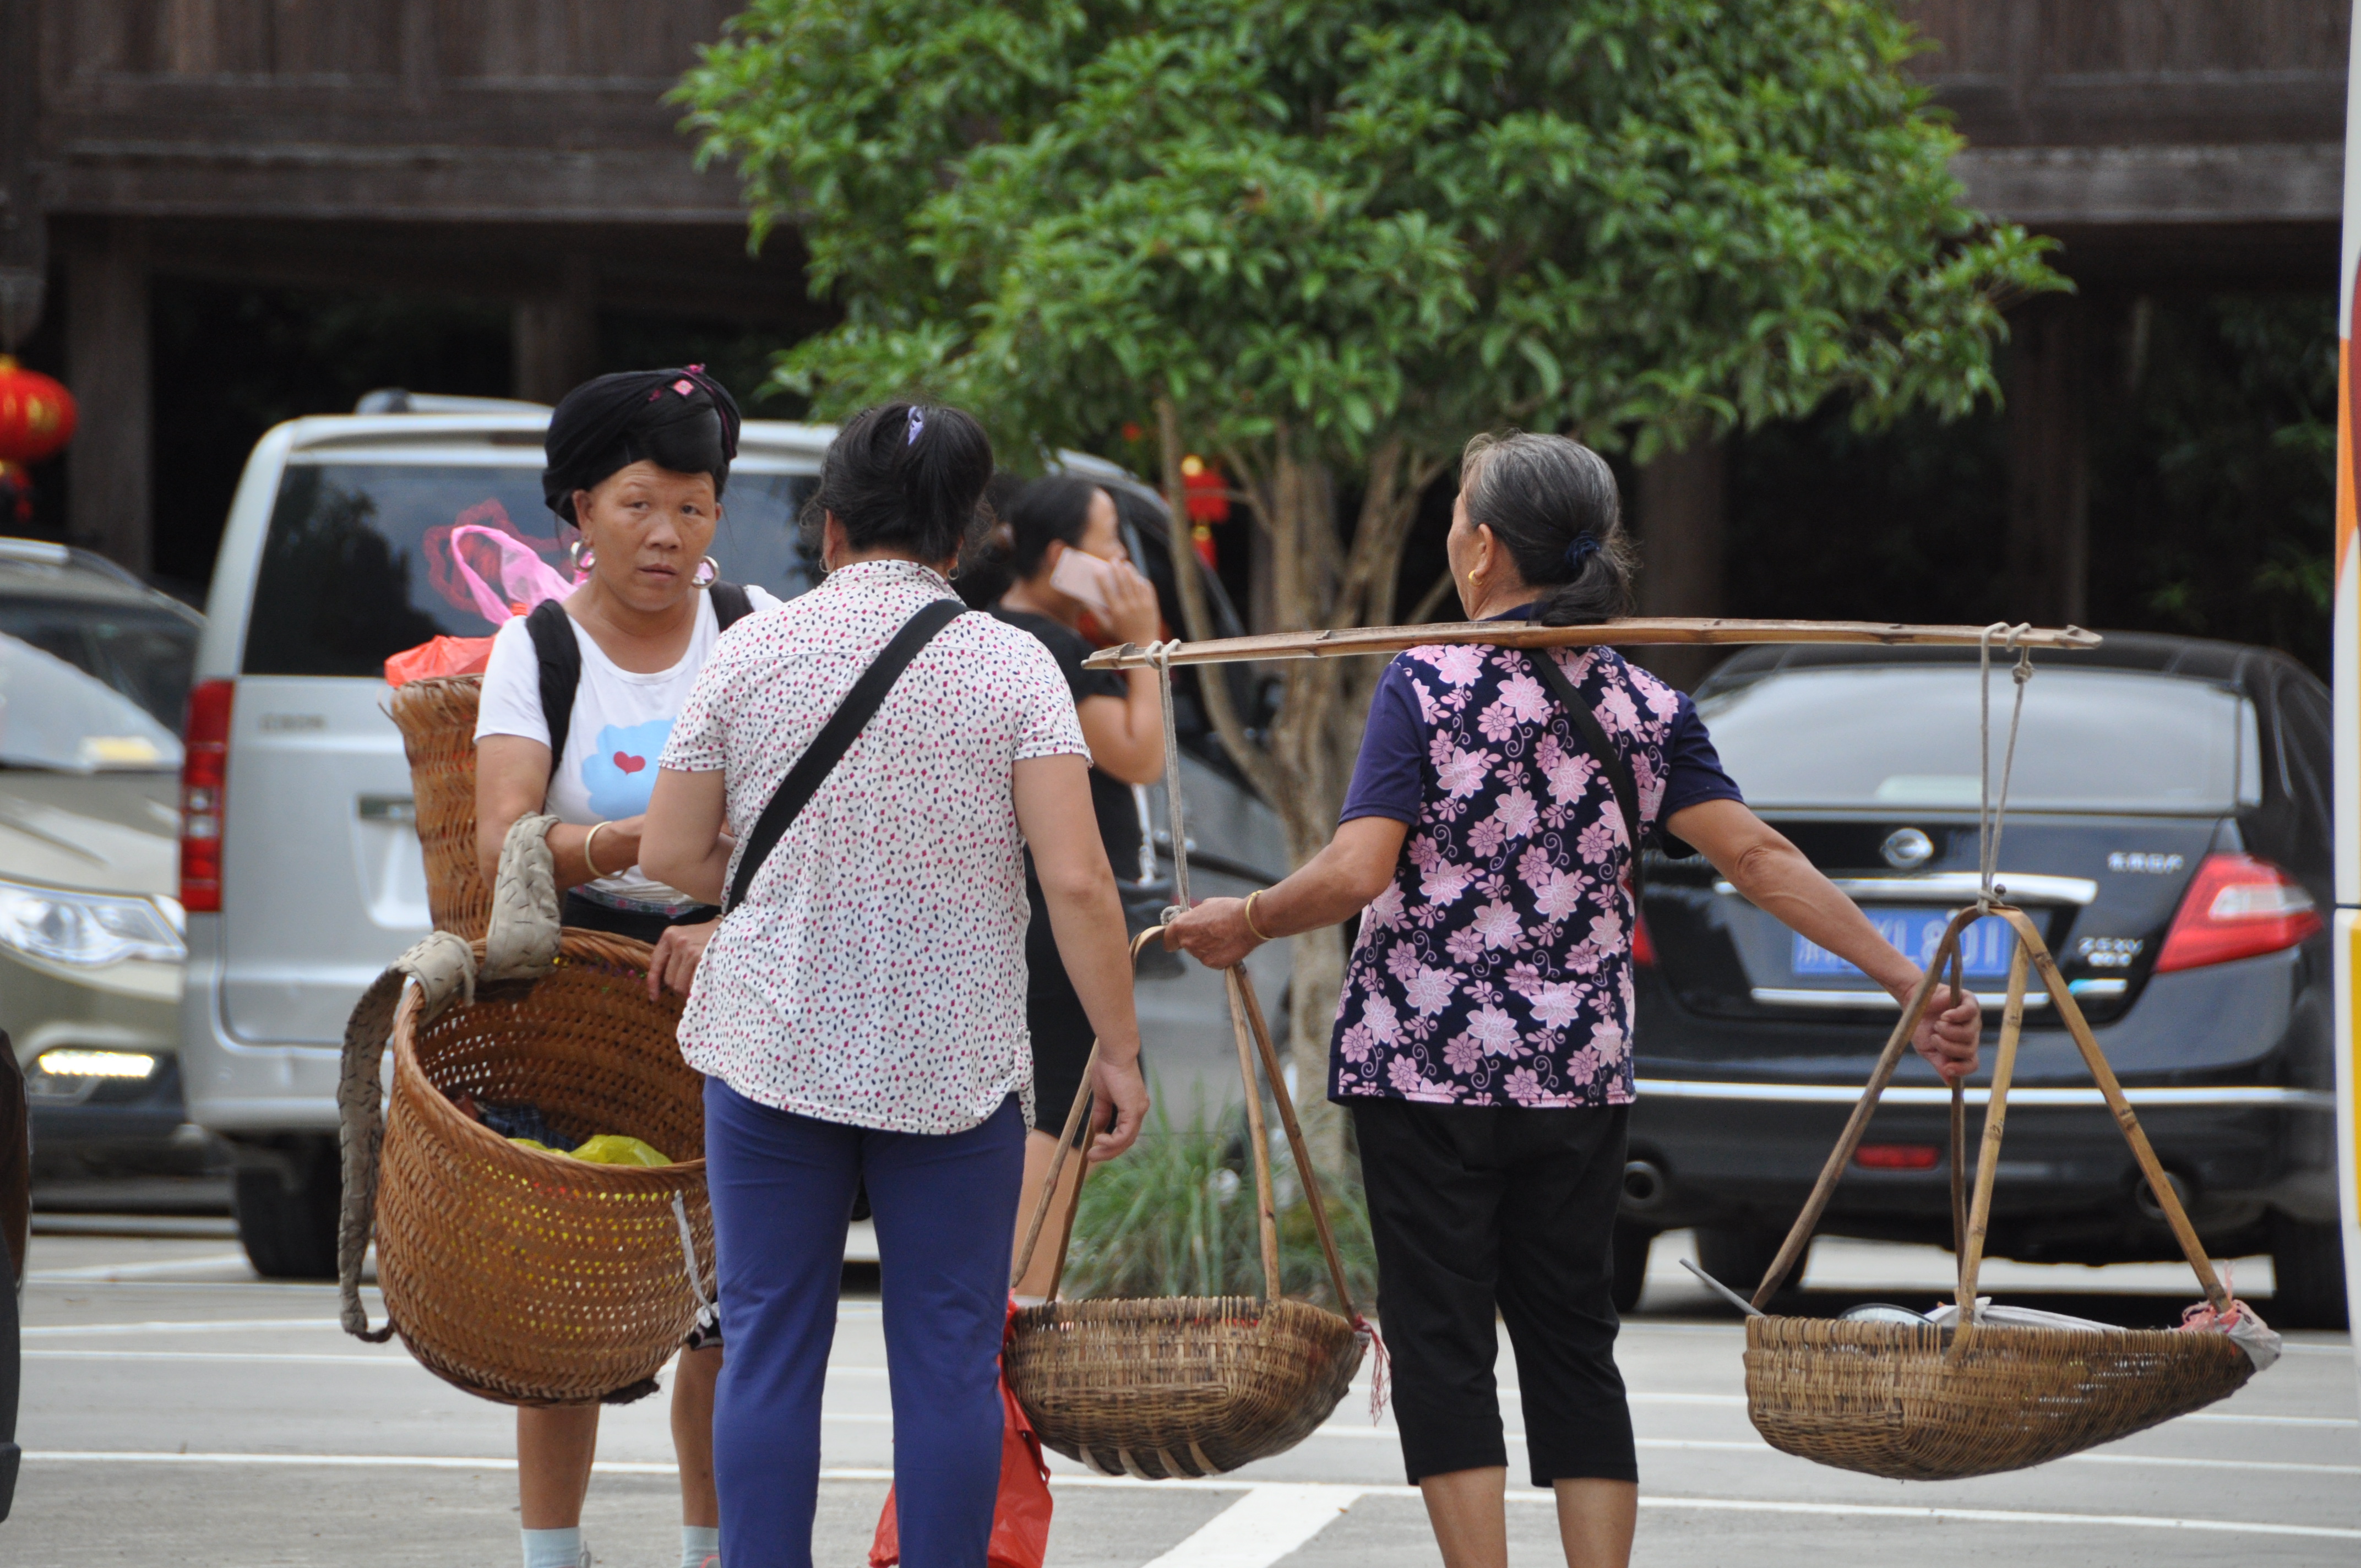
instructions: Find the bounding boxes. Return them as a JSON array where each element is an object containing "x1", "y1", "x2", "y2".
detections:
[{"x1": 474, "y1": 366, "x2": 776, "y2": 1568}]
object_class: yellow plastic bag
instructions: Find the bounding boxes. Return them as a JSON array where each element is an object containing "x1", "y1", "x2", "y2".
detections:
[{"x1": 569, "y1": 1134, "x2": 672, "y2": 1167}]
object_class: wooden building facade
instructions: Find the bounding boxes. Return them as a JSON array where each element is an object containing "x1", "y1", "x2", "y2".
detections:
[{"x1": 0, "y1": 1, "x2": 2349, "y2": 605}]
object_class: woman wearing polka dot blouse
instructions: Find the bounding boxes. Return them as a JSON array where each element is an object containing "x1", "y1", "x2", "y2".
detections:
[{"x1": 643, "y1": 402, "x2": 1150, "y2": 1568}]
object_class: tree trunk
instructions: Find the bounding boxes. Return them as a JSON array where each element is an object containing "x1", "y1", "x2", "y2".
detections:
[{"x1": 1155, "y1": 397, "x2": 1445, "y2": 1180}]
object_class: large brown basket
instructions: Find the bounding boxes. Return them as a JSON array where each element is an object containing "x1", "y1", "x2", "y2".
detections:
[
  {"x1": 1744, "y1": 1315, "x2": 2250, "y2": 1481},
  {"x1": 346, "y1": 927, "x2": 714, "y2": 1406},
  {"x1": 1735, "y1": 903, "x2": 2263, "y2": 1480},
  {"x1": 1006, "y1": 1294, "x2": 1362, "y2": 1479},
  {"x1": 388, "y1": 674, "x2": 492, "y2": 940},
  {"x1": 1005, "y1": 939, "x2": 1367, "y2": 1478}
]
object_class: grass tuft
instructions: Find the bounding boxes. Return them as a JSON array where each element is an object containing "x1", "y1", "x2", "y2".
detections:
[{"x1": 1057, "y1": 1091, "x2": 1378, "y2": 1315}]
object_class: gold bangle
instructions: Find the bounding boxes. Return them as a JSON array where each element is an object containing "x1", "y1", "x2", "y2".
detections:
[
  {"x1": 583, "y1": 820, "x2": 613, "y2": 880},
  {"x1": 1243, "y1": 888, "x2": 1275, "y2": 944}
]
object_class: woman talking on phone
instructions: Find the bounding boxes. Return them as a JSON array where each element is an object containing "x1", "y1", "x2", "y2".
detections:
[{"x1": 991, "y1": 475, "x2": 1165, "y2": 1297}]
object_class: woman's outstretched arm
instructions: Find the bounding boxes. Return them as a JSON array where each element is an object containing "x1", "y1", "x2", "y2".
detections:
[
  {"x1": 641, "y1": 766, "x2": 732, "y2": 908},
  {"x1": 1667, "y1": 797, "x2": 1981, "y2": 1080},
  {"x1": 1162, "y1": 816, "x2": 1410, "y2": 970},
  {"x1": 1013, "y1": 754, "x2": 1149, "y2": 1161}
]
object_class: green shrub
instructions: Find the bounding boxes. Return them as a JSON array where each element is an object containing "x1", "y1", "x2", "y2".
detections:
[{"x1": 1057, "y1": 1092, "x2": 1378, "y2": 1316}]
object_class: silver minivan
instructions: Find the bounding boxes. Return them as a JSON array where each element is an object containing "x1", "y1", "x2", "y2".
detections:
[{"x1": 182, "y1": 398, "x2": 1286, "y2": 1277}]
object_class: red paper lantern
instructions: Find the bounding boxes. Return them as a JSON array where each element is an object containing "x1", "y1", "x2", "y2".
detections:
[
  {"x1": 0, "y1": 357, "x2": 78, "y2": 465},
  {"x1": 1180, "y1": 453, "x2": 1229, "y2": 523}
]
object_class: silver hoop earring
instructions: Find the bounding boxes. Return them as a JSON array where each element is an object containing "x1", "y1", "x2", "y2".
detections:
[
  {"x1": 693, "y1": 556, "x2": 720, "y2": 589},
  {"x1": 569, "y1": 540, "x2": 595, "y2": 573}
]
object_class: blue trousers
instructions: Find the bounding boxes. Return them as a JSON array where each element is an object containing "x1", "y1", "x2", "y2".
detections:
[{"x1": 704, "y1": 1079, "x2": 1024, "y2": 1568}]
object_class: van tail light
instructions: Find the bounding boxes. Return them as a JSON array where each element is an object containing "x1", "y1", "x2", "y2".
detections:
[
  {"x1": 1632, "y1": 911, "x2": 1657, "y2": 967},
  {"x1": 2152, "y1": 853, "x2": 2321, "y2": 974},
  {"x1": 179, "y1": 679, "x2": 233, "y2": 913}
]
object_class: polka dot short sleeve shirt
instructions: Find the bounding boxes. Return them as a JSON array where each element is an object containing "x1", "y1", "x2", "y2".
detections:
[{"x1": 660, "y1": 559, "x2": 1088, "y2": 1135}]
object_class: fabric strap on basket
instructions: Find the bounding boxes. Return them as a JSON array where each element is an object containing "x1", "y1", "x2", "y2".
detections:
[{"x1": 335, "y1": 813, "x2": 566, "y2": 1339}]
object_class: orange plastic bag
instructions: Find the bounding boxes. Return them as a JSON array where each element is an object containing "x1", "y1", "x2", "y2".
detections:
[
  {"x1": 869, "y1": 1311, "x2": 1052, "y2": 1568},
  {"x1": 384, "y1": 634, "x2": 494, "y2": 686}
]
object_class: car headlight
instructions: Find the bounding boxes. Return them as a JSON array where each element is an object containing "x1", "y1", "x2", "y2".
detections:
[{"x1": 0, "y1": 878, "x2": 188, "y2": 966}]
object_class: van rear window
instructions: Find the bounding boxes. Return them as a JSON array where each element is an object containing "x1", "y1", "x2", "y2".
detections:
[{"x1": 241, "y1": 462, "x2": 818, "y2": 677}]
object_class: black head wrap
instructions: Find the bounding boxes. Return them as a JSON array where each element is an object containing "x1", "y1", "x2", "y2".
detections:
[{"x1": 542, "y1": 366, "x2": 742, "y2": 524}]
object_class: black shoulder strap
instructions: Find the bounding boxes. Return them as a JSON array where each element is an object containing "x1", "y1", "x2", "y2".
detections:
[
  {"x1": 525, "y1": 600, "x2": 583, "y2": 765},
  {"x1": 708, "y1": 581, "x2": 754, "y2": 629},
  {"x1": 726, "y1": 598, "x2": 967, "y2": 914},
  {"x1": 1524, "y1": 647, "x2": 1646, "y2": 912}
]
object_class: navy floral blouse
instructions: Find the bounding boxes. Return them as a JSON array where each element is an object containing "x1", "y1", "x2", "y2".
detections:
[{"x1": 1331, "y1": 627, "x2": 1740, "y2": 1108}]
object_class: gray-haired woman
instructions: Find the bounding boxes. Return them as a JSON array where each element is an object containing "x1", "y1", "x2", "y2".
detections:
[{"x1": 1167, "y1": 432, "x2": 1981, "y2": 1568}]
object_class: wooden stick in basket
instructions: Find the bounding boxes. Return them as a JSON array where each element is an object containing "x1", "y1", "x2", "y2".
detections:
[
  {"x1": 1956, "y1": 941, "x2": 2032, "y2": 1327},
  {"x1": 1083, "y1": 618, "x2": 2102, "y2": 671},
  {"x1": 1224, "y1": 967, "x2": 1285, "y2": 1298}
]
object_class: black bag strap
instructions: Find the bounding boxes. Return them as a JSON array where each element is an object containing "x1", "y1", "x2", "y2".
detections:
[
  {"x1": 525, "y1": 600, "x2": 583, "y2": 766},
  {"x1": 709, "y1": 580, "x2": 754, "y2": 630},
  {"x1": 526, "y1": 584, "x2": 757, "y2": 764},
  {"x1": 725, "y1": 597, "x2": 967, "y2": 914},
  {"x1": 1522, "y1": 646, "x2": 1646, "y2": 912}
]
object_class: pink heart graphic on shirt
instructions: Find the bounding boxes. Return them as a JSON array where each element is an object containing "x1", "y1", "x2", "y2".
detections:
[{"x1": 613, "y1": 752, "x2": 646, "y2": 774}]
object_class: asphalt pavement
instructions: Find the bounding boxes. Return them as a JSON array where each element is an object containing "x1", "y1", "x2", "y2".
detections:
[{"x1": 8, "y1": 1224, "x2": 2356, "y2": 1567}]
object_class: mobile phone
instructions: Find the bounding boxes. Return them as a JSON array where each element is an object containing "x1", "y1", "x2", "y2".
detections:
[{"x1": 1048, "y1": 548, "x2": 1116, "y2": 613}]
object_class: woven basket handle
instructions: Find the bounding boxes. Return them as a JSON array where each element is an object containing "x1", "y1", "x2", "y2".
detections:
[
  {"x1": 1233, "y1": 962, "x2": 1359, "y2": 1320},
  {"x1": 1989, "y1": 905, "x2": 2231, "y2": 1314},
  {"x1": 1010, "y1": 926, "x2": 1167, "y2": 1295},
  {"x1": 1755, "y1": 905, "x2": 2234, "y2": 1319}
]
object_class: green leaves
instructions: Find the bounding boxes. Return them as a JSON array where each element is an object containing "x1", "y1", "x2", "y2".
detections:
[{"x1": 678, "y1": 0, "x2": 2059, "y2": 470}]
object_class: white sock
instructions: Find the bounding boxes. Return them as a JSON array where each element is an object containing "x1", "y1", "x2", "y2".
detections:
[
  {"x1": 521, "y1": 1526, "x2": 586, "y2": 1568},
  {"x1": 681, "y1": 1525, "x2": 720, "y2": 1568}
]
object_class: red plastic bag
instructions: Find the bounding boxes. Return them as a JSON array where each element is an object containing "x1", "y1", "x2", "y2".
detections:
[
  {"x1": 384, "y1": 634, "x2": 494, "y2": 686},
  {"x1": 869, "y1": 1310, "x2": 1051, "y2": 1568}
]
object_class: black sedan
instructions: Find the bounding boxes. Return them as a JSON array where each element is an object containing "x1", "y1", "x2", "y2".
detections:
[{"x1": 1622, "y1": 634, "x2": 2344, "y2": 1326}]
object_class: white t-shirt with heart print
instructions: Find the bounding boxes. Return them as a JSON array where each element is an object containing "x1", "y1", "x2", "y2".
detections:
[{"x1": 474, "y1": 585, "x2": 781, "y2": 908}]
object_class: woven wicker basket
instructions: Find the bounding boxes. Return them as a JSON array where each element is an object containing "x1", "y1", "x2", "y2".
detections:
[
  {"x1": 1734, "y1": 905, "x2": 2265, "y2": 1480},
  {"x1": 388, "y1": 674, "x2": 492, "y2": 941},
  {"x1": 1004, "y1": 941, "x2": 1367, "y2": 1478},
  {"x1": 1744, "y1": 1315, "x2": 2250, "y2": 1481},
  {"x1": 371, "y1": 929, "x2": 712, "y2": 1406}
]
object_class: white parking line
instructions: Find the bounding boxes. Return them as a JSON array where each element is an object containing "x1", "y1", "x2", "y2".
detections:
[
  {"x1": 19, "y1": 1454, "x2": 2361, "y2": 1541},
  {"x1": 19, "y1": 1317, "x2": 353, "y2": 1337},
  {"x1": 27, "y1": 1254, "x2": 259, "y2": 1282},
  {"x1": 1139, "y1": 1484, "x2": 1359, "y2": 1568}
]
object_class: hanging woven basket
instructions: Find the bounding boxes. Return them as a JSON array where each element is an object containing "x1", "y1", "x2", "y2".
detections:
[
  {"x1": 387, "y1": 673, "x2": 492, "y2": 941},
  {"x1": 1003, "y1": 935, "x2": 1369, "y2": 1478},
  {"x1": 335, "y1": 817, "x2": 714, "y2": 1406},
  {"x1": 1733, "y1": 902, "x2": 2266, "y2": 1481}
]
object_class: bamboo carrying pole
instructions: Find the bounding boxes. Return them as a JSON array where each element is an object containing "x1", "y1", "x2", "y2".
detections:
[{"x1": 1084, "y1": 617, "x2": 2101, "y2": 671}]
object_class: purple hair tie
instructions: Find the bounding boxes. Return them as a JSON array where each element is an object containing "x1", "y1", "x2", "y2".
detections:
[{"x1": 906, "y1": 406, "x2": 926, "y2": 445}]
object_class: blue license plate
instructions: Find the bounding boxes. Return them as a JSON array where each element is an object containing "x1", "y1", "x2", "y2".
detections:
[{"x1": 1792, "y1": 910, "x2": 2015, "y2": 980}]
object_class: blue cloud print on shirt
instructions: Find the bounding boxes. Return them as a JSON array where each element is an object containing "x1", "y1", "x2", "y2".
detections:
[{"x1": 582, "y1": 717, "x2": 674, "y2": 819}]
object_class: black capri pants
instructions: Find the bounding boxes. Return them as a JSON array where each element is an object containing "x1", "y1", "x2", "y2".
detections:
[{"x1": 1350, "y1": 1098, "x2": 1636, "y2": 1488}]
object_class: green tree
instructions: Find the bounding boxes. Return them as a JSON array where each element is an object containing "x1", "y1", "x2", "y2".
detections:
[{"x1": 680, "y1": 0, "x2": 2058, "y2": 1153}]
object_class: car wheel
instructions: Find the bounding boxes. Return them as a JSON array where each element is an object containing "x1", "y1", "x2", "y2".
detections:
[
  {"x1": 1611, "y1": 1221, "x2": 1652, "y2": 1315},
  {"x1": 1695, "y1": 1224, "x2": 1807, "y2": 1303},
  {"x1": 233, "y1": 1141, "x2": 340, "y2": 1281},
  {"x1": 2269, "y1": 1213, "x2": 2348, "y2": 1330}
]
